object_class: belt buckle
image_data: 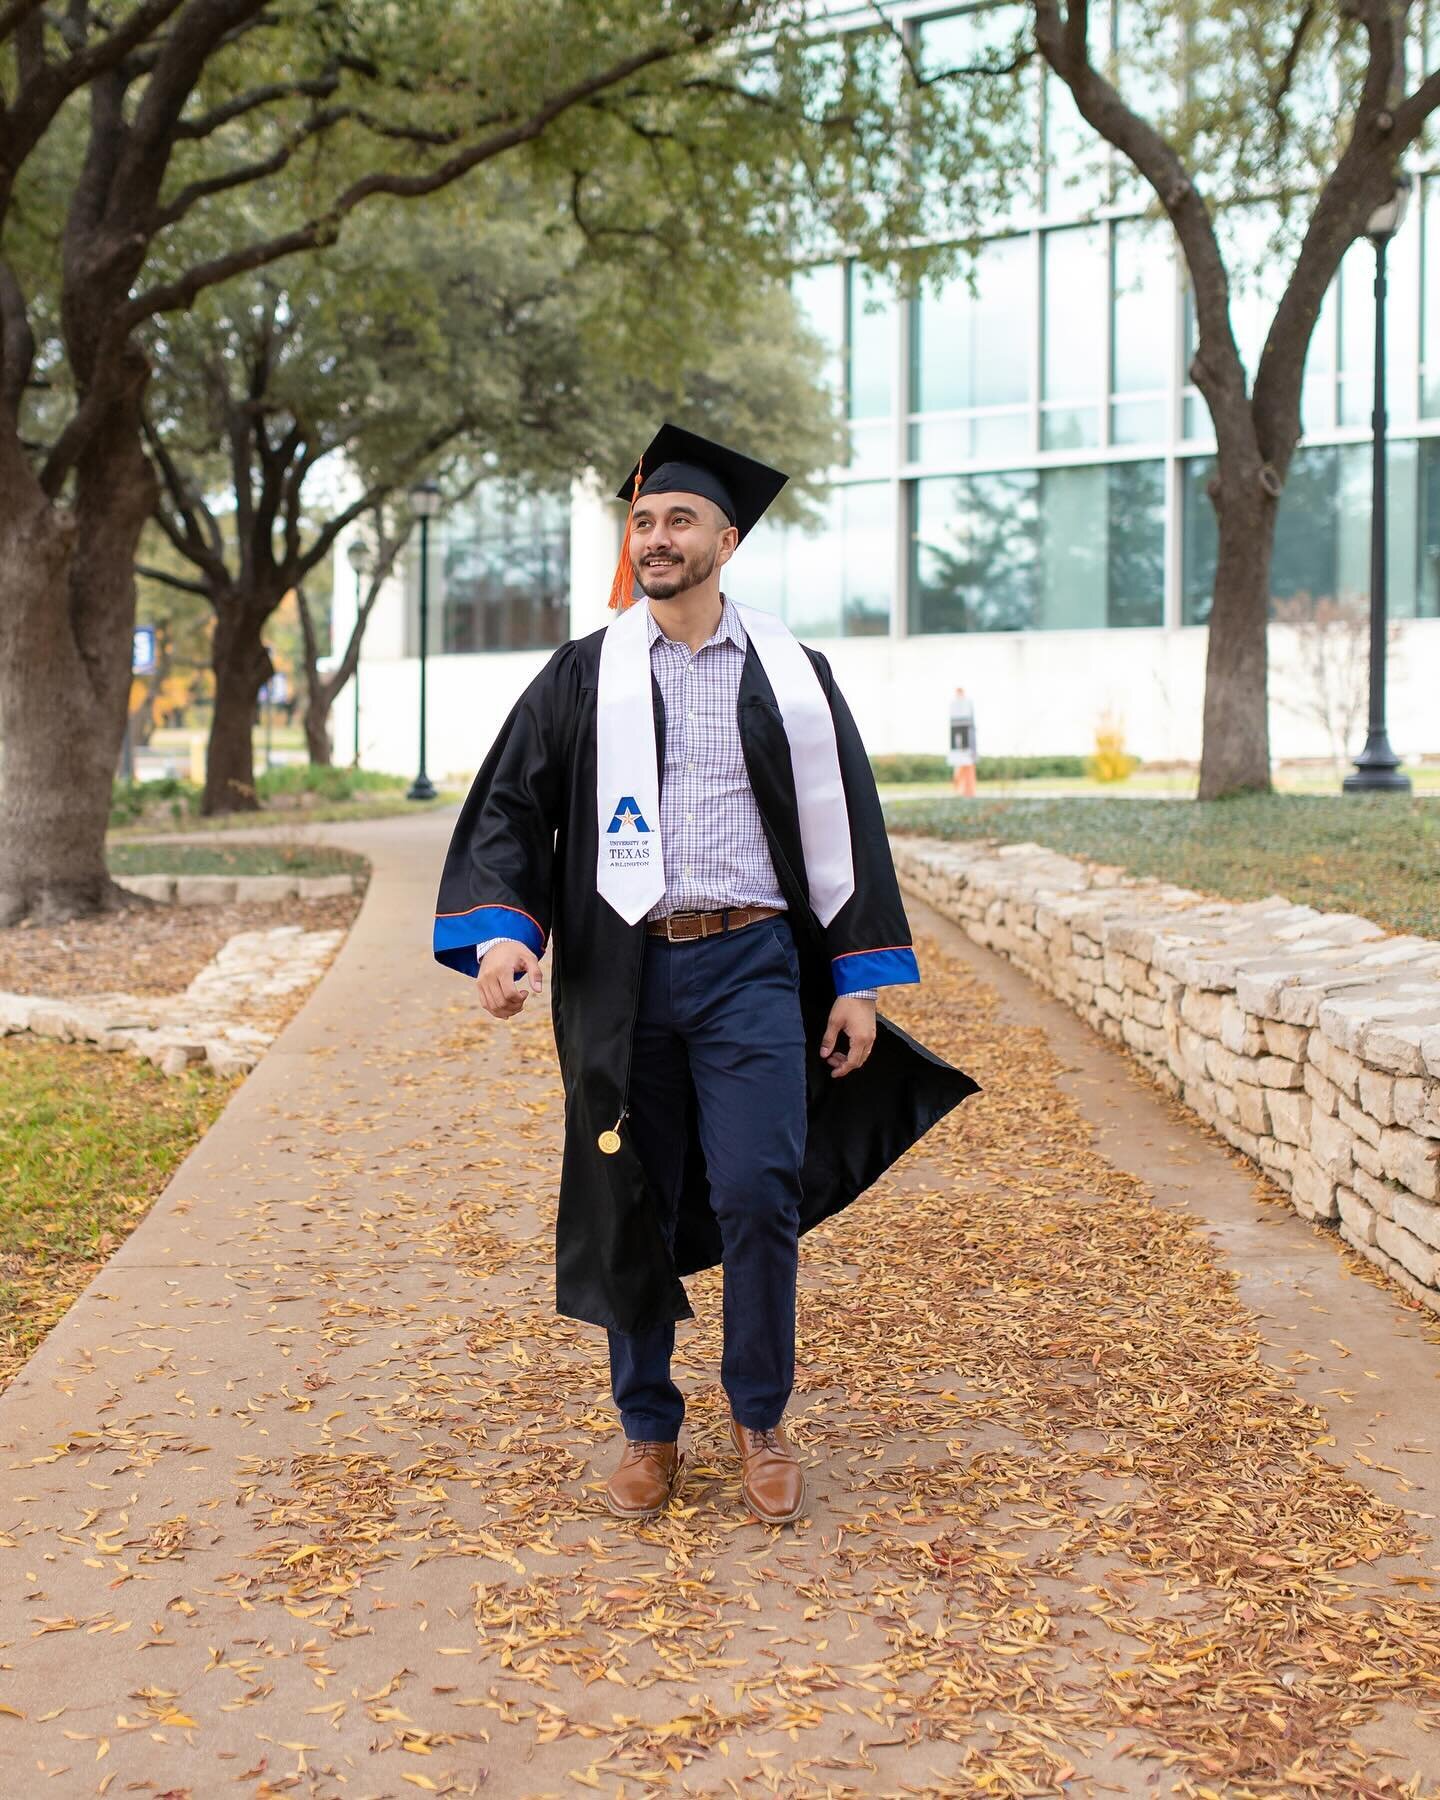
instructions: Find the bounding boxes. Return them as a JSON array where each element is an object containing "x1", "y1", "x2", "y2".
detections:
[{"x1": 665, "y1": 912, "x2": 701, "y2": 943}]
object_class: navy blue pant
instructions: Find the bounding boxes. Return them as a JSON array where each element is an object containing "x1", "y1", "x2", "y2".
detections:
[{"x1": 608, "y1": 915, "x2": 808, "y2": 1439}]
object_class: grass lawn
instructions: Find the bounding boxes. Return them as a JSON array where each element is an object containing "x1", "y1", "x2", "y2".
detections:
[
  {"x1": 0, "y1": 1042, "x2": 234, "y2": 1387},
  {"x1": 107, "y1": 840, "x2": 369, "y2": 879},
  {"x1": 885, "y1": 791, "x2": 1440, "y2": 940}
]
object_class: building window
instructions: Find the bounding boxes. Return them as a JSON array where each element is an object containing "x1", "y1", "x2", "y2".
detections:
[
  {"x1": 1042, "y1": 224, "x2": 1107, "y2": 449},
  {"x1": 435, "y1": 487, "x2": 569, "y2": 654},
  {"x1": 847, "y1": 265, "x2": 898, "y2": 474},
  {"x1": 911, "y1": 459, "x2": 1164, "y2": 633},
  {"x1": 1421, "y1": 176, "x2": 1440, "y2": 417},
  {"x1": 910, "y1": 233, "x2": 1034, "y2": 464},
  {"x1": 739, "y1": 482, "x2": 893, "y2": 638},
  {"x1": 1110, "y1": 218, "x2": 1172, "y2": 444},
  {"x1": 916, "y1": 5, "x2": 1038, "y2": 205},
  {"x1": 1421, "y1": 437, "x2": 1440, "y2": 617},
  {"x1": 1182, "y1": 442, "x2": 1429, "y2": 626}
]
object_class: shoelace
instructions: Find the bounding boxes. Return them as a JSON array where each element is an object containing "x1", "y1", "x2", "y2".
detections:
[
  {"x1": 744, "y1": 1428, "x2": 785, "y2": 1455},
  {"x1": 627, "y1": 1440, "x2": 673, "y2": 1465}
]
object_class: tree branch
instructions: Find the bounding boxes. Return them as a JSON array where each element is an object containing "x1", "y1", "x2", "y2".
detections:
[
  {"x1": 1032, "y1": 0, "x2": 1251, "y2": 446},
  {"x1": 135, "y1": 561, "x2": 212, "y2": 597},
  {"x1": 120, "y1": 28, "x2": 732, "y2": 329},
  {"x1": 0, "y1": 256, "x2": 36, "y2": 422}
]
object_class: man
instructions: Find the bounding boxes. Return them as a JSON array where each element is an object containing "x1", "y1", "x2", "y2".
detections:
[{"x1": 433, "y1": 423, "x2": 976, "y2": 1526}]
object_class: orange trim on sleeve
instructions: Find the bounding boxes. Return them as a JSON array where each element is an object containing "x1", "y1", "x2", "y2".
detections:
[
  {"x1": 831, "y1": 943, "x2": 913, "y2": 961},
  {"x1": 434, "y1": 900, "x2": 546, "y2": 937}
]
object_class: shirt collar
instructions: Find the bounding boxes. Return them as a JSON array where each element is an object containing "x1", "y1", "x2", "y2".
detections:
[{"x1": 645, "y1": 594, "x2": 747, "y2": 654}]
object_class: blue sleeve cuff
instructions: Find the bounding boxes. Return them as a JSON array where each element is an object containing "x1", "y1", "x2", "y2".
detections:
[
  {"x1": 831, "y1": 946, "x2": 920, "y2": 994},
  {"x1": 434, "y1": 903, "x2": 545, "y2": 977}
]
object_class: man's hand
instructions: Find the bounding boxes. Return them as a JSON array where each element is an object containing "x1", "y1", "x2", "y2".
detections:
[
  {"x1": 820, "y1": 995, "x2": 876, "y2": 1079},
  {"x1": 477, "y1": 940, "x2": 543, "y2": 1019}
]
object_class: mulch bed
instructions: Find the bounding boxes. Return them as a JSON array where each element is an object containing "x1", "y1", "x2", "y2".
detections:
[{"x1": 0, "y1": 892, "x2": 362, "y2": 998}]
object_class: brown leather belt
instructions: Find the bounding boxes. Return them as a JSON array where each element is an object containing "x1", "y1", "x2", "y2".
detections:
[{"x1": 645, "y1": 905, "x2": 784, "y2": 943}]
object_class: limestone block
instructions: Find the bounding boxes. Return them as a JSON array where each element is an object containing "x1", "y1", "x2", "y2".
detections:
[
  {"x1": 1292, "y1": 1150, "x2": 1338, "y2": 1220},
  {"x1": 176, "y1": 875, "x2": 237, "y2": 905},
  {"x1": 1422, "y1": 1028, "x2": 1440, "y2": 1079},
  {"x1": 1375, "y1": 1218, "x2": 1440, "y2": 1288},
  {"x1": 1352, "y1": 1136, "x2": 1383, "y2": 1178},
  {"x1": 234, "y1": 875, "x2": 299, "y2": 903},
  {"x1": 1215, "y1": 1117, "x2": 1261, "y2": 1160},
  {"x1": 1337, "y1": 1096, "x2": 1382, "y2": 1148},
  {"x1": 0, "y1": 992, "x2": 37, "y2": 1033},
  {"x1": 1392, "y1": 1191, "x2": 1440, "y2": 1252},
  {"x1": 115, "y1": 874, "x2": 176, "y2": 903},
  {"x1": 1094, "y1": 985, "x2": 1124, "y2": 1021},
  {"x1": 1206, "y1": 1040, "x2": 1241, "y2": 1087},
  {"x1": 1181, "y1": 989, "x2": 1226, "y2": 1036},
  {"x1": 1255, "y1": 1056, "x2": 1305, "y2": 1090},
  {"x1": 1259, "y1": 1138, "x2": 1297, "y2": 1179},
  {"x1": 1393, "y1": 1078, "x2": 1440, "y2": 1140},
  {"x1": 1378, "y1": 1127, "x2": 1440, "y2": 1201},
  {"x1": 205, "y1": 1042, "x2": 259, "y2": 1078},
  {"x1": 1337, "y1": 1188, "x2": 1377, "y2": 1245},
  {"x1": 1130, "y1": 995, "x2": 1165, "y2": 1029},
  {"x1": 1356, "y1": 1067, "x2": 1396, "y2": 1128},
  {"x1": 27, "y1": 1006, "x2": 80, "y2": 1041},
  {"x1": 1308, "y1": 1034, "x2": 1362, "y2": 1101},
  {"x1": 1214, "y1": 1083, "x2": 1240, "y2": 1122},
  {"x1": 1262, "y1": 1019, "x2": 1310, "y2": 1062},
  {"x1": 1221, "y1": 997, "x2": 1266, "y2": 1056},
  {"x1": 1303, "y1": 1065, "x2": 1340, "y2": 1116},
  {"x1": 1349, "y1": 1166, "x2": 1398, "y2": 1220},
  {"x1": 1267, "y1": 1088, "x2": 1311, "y2": 1148},
  {"x1": 1362, "y1": 1021, "x2": 1434, "y2": 1077},
  {"x1": 1310, "y1": 1108, "x2": 1355, "y2": 1181},
  {"x1": 1235, "y1": 1084, "x2": 1270, "y2": 1136}
]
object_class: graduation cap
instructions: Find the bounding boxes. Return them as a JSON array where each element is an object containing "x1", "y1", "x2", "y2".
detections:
[{"x1": 608, "y1": 422, "x2": 788, "y2": 611}]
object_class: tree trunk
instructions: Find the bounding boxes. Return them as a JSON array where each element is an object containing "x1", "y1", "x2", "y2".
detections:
[
  {"x1": 0, "y1": 416, "x2": 155, "y2": 923},
  {"x1": 1197, "y1": 477, "x2": 1279, "y2": 800},
  {"x1": 203, "y1": 607, "x2": 273, "y2": 815},
  {"x1": 304, "y1": 686, "x2": 334, "y2": 765}
]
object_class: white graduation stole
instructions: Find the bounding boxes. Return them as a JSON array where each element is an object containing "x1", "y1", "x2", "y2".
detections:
[{"x1": 595, "y1": 598, "x2": 855, "y2": 926}]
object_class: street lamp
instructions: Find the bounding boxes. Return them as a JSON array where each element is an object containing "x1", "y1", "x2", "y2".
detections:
[
  {"x1": 1344, "y1": 174, "x2": 1413, "y2": 796},
  {"x1": 407, "y1": 479, "x2": 442, "y2": 802},
  {"x1": 345, "y1": 536, "x2": 372, "y2": 770}
]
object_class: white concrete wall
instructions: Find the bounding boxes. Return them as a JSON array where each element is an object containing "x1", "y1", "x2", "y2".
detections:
[{"x1": 335, "y1": 503, "x2": 1440, "y2": 779}]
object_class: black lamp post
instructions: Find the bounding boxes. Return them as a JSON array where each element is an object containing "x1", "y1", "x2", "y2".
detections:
[
  {"x1": 1344, "y1": 174, "x2": 1413, "y2": 796},
  {"x1": 345, "y1": 536, "x2": 372, "y2": 770},
  {"x1": 407, "y1": 480, "x2": 442, "y2": 802}
]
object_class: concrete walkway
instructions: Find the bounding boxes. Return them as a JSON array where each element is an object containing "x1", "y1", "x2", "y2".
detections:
[{"x1": 1, "y1": 811, "x2": 1437, "y2": 1799}]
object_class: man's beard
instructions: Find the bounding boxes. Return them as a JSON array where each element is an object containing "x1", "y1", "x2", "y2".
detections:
[{"x1": 637, "y1": 541, "x2": 719, "y2": 600}]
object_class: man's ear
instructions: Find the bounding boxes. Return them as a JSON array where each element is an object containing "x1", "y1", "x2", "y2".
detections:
[{"x1": 716, "y1": 524, "x2": 740, "y2": 567}]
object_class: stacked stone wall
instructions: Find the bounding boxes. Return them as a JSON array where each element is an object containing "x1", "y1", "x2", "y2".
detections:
[{"x1": 894, "y1": 836, "x2": 1440, "y2": 1315}]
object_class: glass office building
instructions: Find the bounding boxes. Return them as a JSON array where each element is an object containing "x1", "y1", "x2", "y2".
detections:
[{"x1": 740, "y1": 3, "x2": 1440, "y2": 642}]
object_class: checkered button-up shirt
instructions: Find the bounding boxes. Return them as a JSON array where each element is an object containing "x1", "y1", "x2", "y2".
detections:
[
  {"x1": 643, "y1": 596, "x2": 784, "y2": 919},
  {"x1": 479, "y1": 596, "x2": 875, "y2": 996}
]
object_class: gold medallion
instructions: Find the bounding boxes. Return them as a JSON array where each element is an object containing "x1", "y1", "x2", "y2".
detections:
[{"x1": 597, "y1": 1129, "x2": 622, "y2": 1156}]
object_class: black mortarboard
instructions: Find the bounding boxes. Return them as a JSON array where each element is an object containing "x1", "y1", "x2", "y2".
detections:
[{"x1": 616, "y1": 422, "x2": 788, "y2": 545}]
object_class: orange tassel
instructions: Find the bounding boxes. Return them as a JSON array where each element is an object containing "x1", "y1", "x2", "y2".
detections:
[{"x1": 607, "y1": 459, "x2": 644, "y2": 611}]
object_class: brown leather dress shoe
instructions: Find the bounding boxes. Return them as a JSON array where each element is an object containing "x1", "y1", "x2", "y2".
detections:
[
  {"x1": 731, "y1": 1419, "x2": 806, "y2": 1524},
  {"x1": 605, "y1": 1439, "x2": 683, "y2": 1519}
]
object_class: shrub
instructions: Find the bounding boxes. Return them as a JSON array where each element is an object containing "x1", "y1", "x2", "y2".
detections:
[
  {"x1": 109, "y1": 776, "x2": 201, "y2": 828},
  {"x1": 869, "y1": 753, "x2": 1091, "y2": 785},
  {"x1": 975, "y1": 755, "x2": 1088, "y2": 781},
  {"x1": 869, "y1": 754, "x2": 952, "y2": 784},
  {"x1": 255, "y1": 764, "x2": 407, "y2": 803}
]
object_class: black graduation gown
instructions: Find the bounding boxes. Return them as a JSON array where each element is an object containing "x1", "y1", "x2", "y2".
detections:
[{"x1": 433, "y1": 623, "x2": 979, "y2": 1334}]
